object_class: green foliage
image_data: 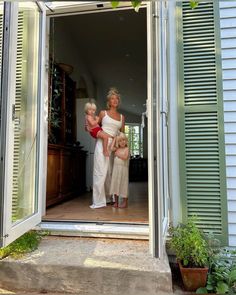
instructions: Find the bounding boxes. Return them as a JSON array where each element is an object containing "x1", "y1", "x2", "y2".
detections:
[
  {"x1": 0, "y1": 231, "x2": 47, "y2": 259},
  {"x1": 131, "y1": 0, "x2": 142, "y2": 12},
  {"x1": 196, "y1": 248, "x2": 236, "y2": 294},
  {"x1": 111, "y1": 1, "x2": 120, "y2": 8},
  {"x1": 190, "y1": 0, "x2": 199, "y2": 9},
  {"x1": 169, "y1": 217, "x2": 209, "y2": 268},
  {"x1": 111, "y1": 1, "x2": 199, "y2": 12}
]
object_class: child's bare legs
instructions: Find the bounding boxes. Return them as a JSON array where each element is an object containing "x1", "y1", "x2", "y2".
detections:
[
  {"x1": 113, "y1": 195, "x2": 119, "y2": 208},
  {"x1": 119, "y1": 197, "x2": 128, "y2": 208},
  {"x1": 97, "y1": 131, "x2": 110, "y2": 157}
]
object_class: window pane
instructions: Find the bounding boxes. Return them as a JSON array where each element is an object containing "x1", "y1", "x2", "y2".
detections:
[
  {"x1": 12, "y1": 2, "x2": 40, "y2": 223},
  {"x1": 125, "y1": 123, "x2": 143, "y2": 157}
]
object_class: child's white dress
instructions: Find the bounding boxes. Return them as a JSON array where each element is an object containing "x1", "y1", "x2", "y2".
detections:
[{"x1": 109, "y1": 150, "x2": 129, "y2": 198}]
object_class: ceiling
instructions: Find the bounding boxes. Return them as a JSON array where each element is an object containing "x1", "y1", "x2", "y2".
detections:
[{"x1": 53, "y1": 8, "x2": 147, "y2": 115}]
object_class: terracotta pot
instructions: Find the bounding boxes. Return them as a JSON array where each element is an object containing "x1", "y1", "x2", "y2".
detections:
[{"x1": 178, "y1": 261, "x2": 208, "y2": 291}]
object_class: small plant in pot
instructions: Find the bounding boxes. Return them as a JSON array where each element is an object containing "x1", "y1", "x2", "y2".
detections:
[{"x1": 169, "y1": 216, "x2": 210, "y2": 291}]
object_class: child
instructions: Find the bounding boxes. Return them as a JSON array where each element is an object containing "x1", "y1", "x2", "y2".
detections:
[
  {"x1": 109, "y1": 132, "x2": 129, "y2": 208},
  {"x1": 84, "y1": 102, "x2": 110, "y2": 157}
]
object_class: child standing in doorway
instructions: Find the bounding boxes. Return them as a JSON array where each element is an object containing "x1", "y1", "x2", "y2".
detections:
[
  {"x1": 110, "y1": 132, "x2": 130, "y2": 208},
  {"x1": 84, "y1": 102, "x2": 111, "y2": 157}
]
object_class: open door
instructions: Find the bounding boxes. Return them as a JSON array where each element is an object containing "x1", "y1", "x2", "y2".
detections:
[
  {"x1": 0, "y1": 2, "x2": 46, "y2": 247},
  {"x1": 147, "y1": 0, "x2": 169, "y2": 258}
]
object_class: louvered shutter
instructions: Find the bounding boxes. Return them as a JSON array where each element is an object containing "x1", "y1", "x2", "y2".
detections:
[
  {"x1": 12, "y1": 11, "x2": 26, "y2": 219},
  {"x1": 178, "y1": 1, "x2": 228, "y2": 244}
]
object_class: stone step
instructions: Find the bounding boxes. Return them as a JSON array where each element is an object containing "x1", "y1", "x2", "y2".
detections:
[{"x1": 0, "y1": 236, "x2": 172, "y2": 295}]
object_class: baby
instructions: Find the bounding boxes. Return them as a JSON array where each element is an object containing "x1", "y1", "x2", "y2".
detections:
[{"x1": 84, "y1": 102, "x2": 110, "y2": 157}]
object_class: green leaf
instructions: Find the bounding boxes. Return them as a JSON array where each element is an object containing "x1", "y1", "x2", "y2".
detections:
[
  {"x1": 206, "y1": 284, "x2": 214, "y2": 291},
  {"x1": 216, "y1": 282, "x2": 229, "y2": 294},
  {"x1": 190, "y1": 0, "x2": 199, "y2": 9},
  {"x1": 196, "y1": 287, "x2": 208, "y2": 294},
  {"x1": 229, "y1": 270, "x2": 236, "y2": 283},
  {"x1": 111, "y1": 1, "x2": 119, "y2": 8},
  {"x1": 131, "y1": 0, "x2": 142, "y2": 12}
]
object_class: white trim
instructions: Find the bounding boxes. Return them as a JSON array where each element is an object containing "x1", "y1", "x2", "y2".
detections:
[
  {"x1": 37, "y1": 2, "x2": 48, "y2": 218},
  {"x1": 37, "y1": 222, "x2": 149, "y2": 240},
  {"x1": 3, "y1": 2, "x2": 18, "y2": 246},
  {"x1": 146, "y1": 1, "x2": 155, "y2": 256},
  {"x1": 46, "y1": 1, "x2": 144, "y2": 17},
  {"x1": 167, "y1": 0, "x2": 181, "y2": 226}
]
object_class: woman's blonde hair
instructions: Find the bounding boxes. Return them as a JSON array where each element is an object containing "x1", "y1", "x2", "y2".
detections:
[
  {"x1": 116, "y1": 132, "x2": 128, "y2": 148},
  {"x1": 106, "y1": 87, "x2": 121, "y2": 109},
  {"x1": 84, "y1": 102, "x2": 96, "y2": 113}
]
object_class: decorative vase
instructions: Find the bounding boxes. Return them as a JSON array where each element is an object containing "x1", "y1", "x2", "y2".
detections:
[{"x1": 178, "y1": 261, "x2": 208, "y2": 291}]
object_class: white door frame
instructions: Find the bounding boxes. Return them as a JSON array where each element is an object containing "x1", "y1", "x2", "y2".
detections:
[{"x1": 41, "y1": 1, "x2": 169, "y2": 258}]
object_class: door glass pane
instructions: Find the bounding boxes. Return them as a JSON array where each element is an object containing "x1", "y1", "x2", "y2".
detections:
[{"x1": 12, "y1": 2, "x2": 40, "y2": 224}]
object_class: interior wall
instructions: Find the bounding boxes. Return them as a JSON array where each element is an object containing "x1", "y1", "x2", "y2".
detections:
[
  {"x1": 50, "y1": 18, "x2": 95, "y2": 98},
  {"x1": 51, "y1": 14, "x2": 147, "y2": 159}
]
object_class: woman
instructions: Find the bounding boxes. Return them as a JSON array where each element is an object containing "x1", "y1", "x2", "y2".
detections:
[{"x1": 90, "y1": 88, "x2": 125, "y2": 209}]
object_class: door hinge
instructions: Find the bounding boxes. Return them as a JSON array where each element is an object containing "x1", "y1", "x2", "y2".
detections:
[{"x1": 0, "y1": 234, "x2": 9, "y2": 240}]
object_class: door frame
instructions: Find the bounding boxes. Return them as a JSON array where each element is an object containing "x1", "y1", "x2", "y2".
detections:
[{"x1": 42, "y1": 1, "x2": 168, "y2": 258}]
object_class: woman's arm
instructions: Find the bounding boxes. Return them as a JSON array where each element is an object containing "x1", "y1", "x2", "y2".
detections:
[
  {"x1": 120, "y1": 114, "x2": 125, "y2": 133},
  {"x1": 115, "y1": 147, "x2": 129, "y2": 160},
  {"x1": 98, "y1": 110, "x2": 105, "y2": 125},
  {"x1": 110, "y1": 137, "x2": 117, "y2": 152}
]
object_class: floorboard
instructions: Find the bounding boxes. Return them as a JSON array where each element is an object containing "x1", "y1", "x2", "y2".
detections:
[{"x1": 43, "y1": 182, "x2": 148, "y2": 223}]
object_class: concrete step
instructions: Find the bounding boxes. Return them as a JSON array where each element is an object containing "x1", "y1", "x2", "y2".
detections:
[{"x1": 0, "y1": 236, "x2": 172, "y2": 295}]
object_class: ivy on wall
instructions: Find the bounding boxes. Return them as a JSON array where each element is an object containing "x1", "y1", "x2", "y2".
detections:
[{"x1": 111, "y1": 0, "x2": 199, "y2": 12}]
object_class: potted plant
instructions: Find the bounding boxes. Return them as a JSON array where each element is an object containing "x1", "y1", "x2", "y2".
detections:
[{"x1": 169, "y1": 217, "x2": 210, "y2": 291}]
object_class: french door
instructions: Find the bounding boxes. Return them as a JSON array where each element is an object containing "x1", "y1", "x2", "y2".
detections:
[
  {"x1": 147, "y1": 0, "x2": 169, "y2": 258},
  {"x1": 0, "y1": 2, "x2": 46, "y2": 247}
]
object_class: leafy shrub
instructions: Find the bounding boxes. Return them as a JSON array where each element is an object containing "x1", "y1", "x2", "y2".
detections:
[
  {"x1": 169, "y1": 217, "x2": 209, "y2": 268},
  {"x1": 197, "y1": 248, "x2": 236, "y2": 294}
]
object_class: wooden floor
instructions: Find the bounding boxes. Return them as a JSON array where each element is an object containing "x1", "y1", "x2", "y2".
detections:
[{"x1": 43, "y1": 182, "x2": 148, "y2": 223}]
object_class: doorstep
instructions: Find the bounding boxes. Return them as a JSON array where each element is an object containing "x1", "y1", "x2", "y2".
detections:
[
  {"x1": 38, "y1": 221, "x2": 149, "y2": 240},
  {"x1": 0, "y1": 236, "x2": 172, "y2": 295}
]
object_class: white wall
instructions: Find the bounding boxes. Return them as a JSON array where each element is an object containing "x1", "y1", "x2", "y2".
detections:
[{"x1": 220, "y1": 1, "x2": 236, "y2": 247}]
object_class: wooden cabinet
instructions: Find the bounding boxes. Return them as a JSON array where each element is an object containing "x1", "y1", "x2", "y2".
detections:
[
  {"x1": 48, "y1": 63, "x2": 76, "y2": 145},
  {"x1": 46, "y1": 145, "x2": 87, "y2": 207},
  {"x1": 46, "y1": 62, "x2": 87, "y2": 207}
]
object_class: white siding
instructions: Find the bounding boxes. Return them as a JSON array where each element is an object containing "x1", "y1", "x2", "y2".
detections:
[{"x1": 220, "y1": 1, "x2": 236, "y2": 246}]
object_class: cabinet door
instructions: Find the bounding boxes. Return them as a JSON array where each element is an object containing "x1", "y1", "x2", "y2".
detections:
[
  {"x1": 60, "y1": 149, "x2": 74, "y2": 195},
  {"x1": 46, "y1": 147, "x2": 61, "y2": 206}
]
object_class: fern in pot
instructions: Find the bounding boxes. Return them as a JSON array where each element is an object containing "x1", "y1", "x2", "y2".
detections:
[{"x1": 169, "y1": 217, "x2": 210, "y2": 291}]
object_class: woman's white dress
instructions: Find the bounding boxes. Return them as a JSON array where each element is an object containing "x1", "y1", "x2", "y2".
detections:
[
  {"x1": 90, "y1": 111, "x2": 122, "y2": 209},
  {"x1": 109, "y1": 154, "x2": 129, "y2": 198}
]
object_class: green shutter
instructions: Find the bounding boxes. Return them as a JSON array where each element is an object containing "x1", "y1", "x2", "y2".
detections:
[{"x1": 178, "y1": 0, "x2": 228, "y2": 244}]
